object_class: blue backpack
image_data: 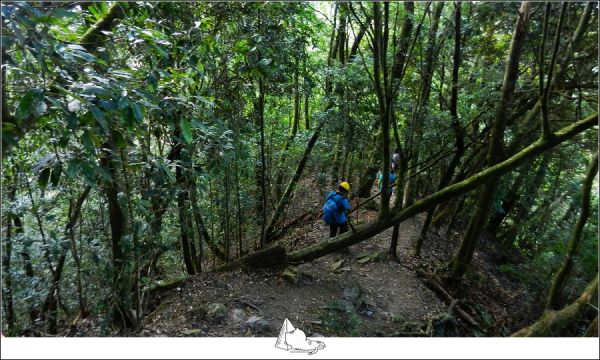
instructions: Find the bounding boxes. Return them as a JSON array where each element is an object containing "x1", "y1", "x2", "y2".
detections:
[{"x1": 323, "y1": 192, "x2": 342, "y2": 224}]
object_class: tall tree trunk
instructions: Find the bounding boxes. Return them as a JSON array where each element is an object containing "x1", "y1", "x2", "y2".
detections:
[
  {"x1": 173, "y1": 123, "x2": 196, "y2": 275},
  {"x1": 12, "y1": 209, "x2": 39, "y2": 325},
  {"x1": 292, "y1": 56, "x2": 301, "y2": 137},
  {"x1": 486, "y1": 169, "x2": 527, "y2": 236},
  {"x1": 373, "y1": 2, "x2": 392, "y2": 217},
  {"x1": 539, "y1": 3, "x2": 567, "y2": 139},
  {"x1": 303, "y1": 56, "x2": 310, "y2": 130},
  {"x1": 257, "y1": 77, "x2": 268, "y2": 249},
  {"x1": 449, "y1": 2, "x2": 530, "y2": 282},
  {"x1": 402, "y1": 1, "x2": 443, "y2": 210},
  {"x1": 99, "y1": 140, "x2": 134, "y2": 327},
  {"x1": 2, "y1": 174, "x2": 17, "y2": 334},
  {"x1": 391, "y1": 2, "x2": 415, "y2": 79},
  {"x1": 264, "y1": 5, "x2": 340, "y2": 239},
  {"x1": 67, "y1": 186, "x2": 92, "y2": 319},
  {"x1": 274, "y1": 56, "x2": 302, "y2": 200},
  {"x1": 546, "y1": 154, "x2": 598, "y2": 309}
]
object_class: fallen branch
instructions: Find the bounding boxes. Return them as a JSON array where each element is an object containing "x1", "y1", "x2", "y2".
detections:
[
  {"x1": 417, "y1": 270, "x2": 481, "y2": 329},
  {"x1": 269, "y1": 211, "x2": 319, "y2": 241}
]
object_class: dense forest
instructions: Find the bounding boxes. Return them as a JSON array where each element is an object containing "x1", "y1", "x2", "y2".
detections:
[{"x1": 1, "y1": 1, "x2": 598, "y2": 338}]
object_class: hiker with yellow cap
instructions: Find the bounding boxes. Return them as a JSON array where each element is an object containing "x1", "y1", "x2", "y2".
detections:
[{"x1": 322, "y1": 181, "x2": 352, "y2": 238}]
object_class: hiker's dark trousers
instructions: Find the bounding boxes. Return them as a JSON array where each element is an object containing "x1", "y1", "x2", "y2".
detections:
[{"x1": 329, "y1": 222, "x2": 349, "y2": 238}]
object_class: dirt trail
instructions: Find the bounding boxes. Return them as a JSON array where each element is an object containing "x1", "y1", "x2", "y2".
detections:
[{"x1": 142, "y1": 209, "x2": 447, "y2": 337}]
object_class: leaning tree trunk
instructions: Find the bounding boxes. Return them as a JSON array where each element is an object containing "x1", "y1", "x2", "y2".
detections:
[
  {"x1": 546, "y1": 154, "x2": 598, "y2": 309},
  {"x1": 265, "y1": 121, "x2": 326, "y2": 241},
  {"x1": 512, "y1": 274, "x2": 598, "y2": 337},
  {"x1": 449, "y1": 2, "x2": 530, "y2": 282},
  {"x1": 273, "y1": 56, "x2": 302, "y2": 201}
]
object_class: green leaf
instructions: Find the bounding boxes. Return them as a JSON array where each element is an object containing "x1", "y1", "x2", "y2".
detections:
[
  {"x1": 98, "y1": 100, "x2": 117, "y2": 112},
  {"x1": 131, "y1": 103, "x2": 144, "y2": 123},
  {"x1": 94, "y1": 164, "x2": 112, "y2": 182},
  {"x1": 90, "y1": 105, "x2": 104, "y2": 120},
  {"x1": 234, "y1": 39, "x2": 250, "y2": 54},
  {"x1": 180, "y1": 118, "x2": 192, "y2": 143},
  {"x1": 81, "y1": 84, "x2": 110, "y2": 98},
  {"x1": 66, "y1": 159, "x2": 81, "y2": 178},
  {"x1": 119, "y1": 107, "x2": 136, "y2": 130},
  {"x1": 157, "y1": 160, "x2": 176, "y2": 183},
  {"x1": 90, "y1": 105, "x2": 109, "y2": 133},
  {"x1": 67, "y1": 112, "x2": 79, "y2": 130},
  {"x1": 258, "y1": 58, "x2": 272, "y2": 68},
  {"x1": 70, "y1": 49, "x2": 99, "y2": 63},
  {"x1": 52, "y1": 8, "x2": 78, "y2": 18},
  {"x1": 16, "y1": 88, "x2": 46, "y2": 120},
  {"x1": 112, "y1": 129, "x2": 128, "y2": 149},
  {"x1": 81, "y1": 131, "x2": 95, "y2": 153},
  {"x1": 80, "y1": 161, "x2": 97, "y2": 187}
]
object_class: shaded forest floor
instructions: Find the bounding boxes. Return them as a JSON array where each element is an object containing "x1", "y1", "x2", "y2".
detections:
[
  {"x1": 141, "y1": 214, "x2": 448, "y2": 337},
  {"x1": 130, "y1": 180, "x2": 531, "y2": 338}
]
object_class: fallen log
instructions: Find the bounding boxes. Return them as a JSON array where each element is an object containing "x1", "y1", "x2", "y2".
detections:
[
  {"x1": 215, "y1": 244, "x2": 287, "y2": 272},
  {"x1": 418, "y1": 270, "x2": 481, "y2": 329},
  {"x1": 147, "y1": 276, "x2": 188, "y2": 292}
]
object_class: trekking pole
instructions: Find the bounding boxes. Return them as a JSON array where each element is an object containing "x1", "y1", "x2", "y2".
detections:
[{"x1": 347, "y1": 219, "x2": 357, "y2": 232}]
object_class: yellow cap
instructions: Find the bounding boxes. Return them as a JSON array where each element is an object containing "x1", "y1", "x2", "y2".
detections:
[{"x1": 340, "y1": 181, "x2": 350, "y2": 192}]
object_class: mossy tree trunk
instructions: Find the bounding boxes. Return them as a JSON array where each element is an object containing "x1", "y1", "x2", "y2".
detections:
[
  {"x1": 512, "y1": 274, "x2": 598, "y2": 337},
  {"x1": 546, "y1": 154, "x2": 598, "y2": 309}
]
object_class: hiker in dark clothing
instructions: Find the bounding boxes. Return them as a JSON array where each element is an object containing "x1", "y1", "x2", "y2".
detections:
[
  {"x1": 392, "y1": 148, "x2": 401, "y2": 171},
  {"x1": 322, "y1": 182, "x2": 352, "y2": 238}
]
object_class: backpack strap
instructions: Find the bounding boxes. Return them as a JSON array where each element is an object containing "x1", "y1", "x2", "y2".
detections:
[{"x1": 327, "y1": 193, "x2": 344, "y2": 211}]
